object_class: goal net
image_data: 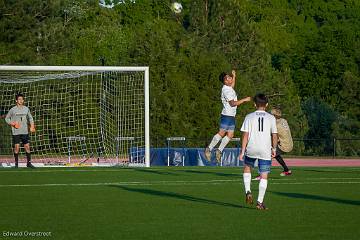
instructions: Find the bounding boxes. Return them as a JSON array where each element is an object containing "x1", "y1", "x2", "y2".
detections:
[{"x1": 0, "y1": 66, "x2": 150, "y2": 167}]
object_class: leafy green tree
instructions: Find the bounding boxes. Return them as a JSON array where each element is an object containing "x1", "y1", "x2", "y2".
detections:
[{"x1": 0, "y1": 0, "x2": 359, "y2": 155}]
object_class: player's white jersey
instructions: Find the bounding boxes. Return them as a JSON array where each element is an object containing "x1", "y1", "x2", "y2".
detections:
[
  {"x1": 240, "y1": 110, "x2": 277, "y2": 160},
  {"x1": 221, "y1": 85, "x2": 237, "y2": 117}
]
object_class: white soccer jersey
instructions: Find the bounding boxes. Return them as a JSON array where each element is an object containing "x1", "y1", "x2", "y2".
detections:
[
  {"x1": 240, "y1": 110, "x2": 278, "y2": 160},
  {"x1": 221, "y1": 85, "x2": 237, "y2": 117}
]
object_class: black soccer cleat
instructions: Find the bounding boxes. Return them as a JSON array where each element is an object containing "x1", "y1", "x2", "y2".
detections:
[
  {"x1": 27, "y1": 163, "x2": 36, "y2": 169},
  {"x1": 256, "y1": 201, "x2": 269, "y2": 210}
]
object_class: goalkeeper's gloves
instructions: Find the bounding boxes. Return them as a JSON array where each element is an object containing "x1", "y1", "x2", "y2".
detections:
[{"x1": 10, "y1": 122, "x2": 20, "y2": 129}]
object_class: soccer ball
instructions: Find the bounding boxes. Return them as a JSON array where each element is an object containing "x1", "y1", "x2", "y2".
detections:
[{"x1": 171, "y1": 2, "x2": 183, "y2": 14}]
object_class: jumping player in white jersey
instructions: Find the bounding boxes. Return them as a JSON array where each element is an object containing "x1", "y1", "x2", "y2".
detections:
[
  {"x1": 239, "y1": 93, "x2": 278, "y2": 210},
  {"x1": 205, "y1": 70, "x2": 251, "y2": 163}
]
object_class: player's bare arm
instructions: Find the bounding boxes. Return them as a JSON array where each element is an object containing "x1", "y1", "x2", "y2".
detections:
[
  {"x1": 229, "y1": 96, "x2": 252, "y2": 107},
  {"x1": 231, "y1": 70, "x2": 236, "y2": 88},
  {"x1": 30, "y1": 123, "x2": 36, "y2": 133},
  {"x1": 271, "y1": 133, "x2": 278, "y2": 158},
  {"x1": 239, "y1": 131, "x2": 249, "y2": 160}
]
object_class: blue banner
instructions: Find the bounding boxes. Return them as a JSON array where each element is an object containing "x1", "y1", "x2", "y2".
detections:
[{"x1": 144, "y1": 148, "x2": 244, "y2": 167}]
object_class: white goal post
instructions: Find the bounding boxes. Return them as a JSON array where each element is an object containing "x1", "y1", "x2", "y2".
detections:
[{"x1": 0, "y1": 66, "x2": 150, "y2": 167}]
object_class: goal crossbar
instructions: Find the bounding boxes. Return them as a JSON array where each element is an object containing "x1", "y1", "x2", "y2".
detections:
[{"x1": 0, "y1": 65, "x2": 150, "y2": 167}]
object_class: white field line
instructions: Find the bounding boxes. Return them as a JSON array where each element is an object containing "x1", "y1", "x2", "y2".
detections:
[
  {"x1": 305, "y1": 177, "x2": 360, "y2": 180},
  {"x1": 1, "y1": 179, "x2": 360, "y2": 188},
  {"x1": 271, "y1": 181, "x2": 360, "y2": 185},
  {"x1": 0, "y1": 169, "x2": 146, "y2": 173},
  {"x1": 0, "y1": 168, "x2": 359, "y2": 174},
  {"x1": 0, "y1": 168, "x2": 241, "y2": 173},
  {"x1": 0, "y1": 168, "x2": 256, "y2": 173},
  {"x1": 0, "y1": 179, "x2": 237, "y2": 187}
]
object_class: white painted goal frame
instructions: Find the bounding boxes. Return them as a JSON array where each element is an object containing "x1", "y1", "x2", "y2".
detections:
[{"x1": 0, "y1": 66, "x2": 150, "y2": 167}]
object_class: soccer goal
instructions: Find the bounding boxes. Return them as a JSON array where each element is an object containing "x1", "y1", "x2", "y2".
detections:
[{"x1": 0, "y1": 66, "x2": 150, "y2": 167}]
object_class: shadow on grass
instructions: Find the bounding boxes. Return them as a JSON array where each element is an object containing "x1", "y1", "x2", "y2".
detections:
[
  {"x1": 270, "y1": 191, "x2": 360, "y2": 206},
  {"x1": 175, "y1": 169, "x2": 240, "y2": 178},
  {"x1": 299, "y1": 168, "x2": 360, "y2": 174},
  {"x1": 132, "y1": 168, "x2": 178, "y2": 176},
  {"x1": 109, "y1": 185, "x2": 253, "y2": 210}
]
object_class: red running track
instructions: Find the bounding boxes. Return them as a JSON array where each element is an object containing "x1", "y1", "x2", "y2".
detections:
[
  {"x1": 272, "y1": 158, "x2": 360, "y2": 167},
  {"x1": 1, "y1": 156, "x2": 360, "y2": 167}
]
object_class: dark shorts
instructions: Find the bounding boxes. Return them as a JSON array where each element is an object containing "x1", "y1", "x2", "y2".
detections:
[
  {"x1": 244, "y1": 156, "x2": 272, "y2": 173},
  {"x1": 219, "y1": 114, "x2": 236, "y2": 131},
  {"x1": 12, "y1": 134, "x2": 30, "y2": 145}
]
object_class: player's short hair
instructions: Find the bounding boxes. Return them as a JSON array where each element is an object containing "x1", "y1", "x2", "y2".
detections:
[
  {"x1": 15, "y1": 93, "x2": 24, "y2": 100},
  {"x1": 271, "y1": 107, "x2": 282, "y2": 117},
  {"x1": 254, "y1": 93, "x2": 268, "y2": 107},
  {"x1": 219, "y1": 72, "x2": 228, "y2": 83}
]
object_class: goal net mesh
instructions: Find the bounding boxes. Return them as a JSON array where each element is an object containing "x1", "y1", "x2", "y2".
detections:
[{"x1": 0, "y1": 68, "x2": 147, "y2": 166}]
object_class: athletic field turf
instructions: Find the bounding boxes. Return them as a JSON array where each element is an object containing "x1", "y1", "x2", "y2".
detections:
[{"x1": 1, "y1": 166, "x2": 359, "y2": 240}]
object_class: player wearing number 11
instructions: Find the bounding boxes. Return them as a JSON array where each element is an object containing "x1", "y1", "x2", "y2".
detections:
[{"x1": 239, "y1": 93, "x2": 277, "y2": 210}]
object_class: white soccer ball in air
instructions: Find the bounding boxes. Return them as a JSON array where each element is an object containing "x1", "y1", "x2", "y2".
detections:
[{"x1": 171, "y1": 2, "x2": 183, "y2": 14}]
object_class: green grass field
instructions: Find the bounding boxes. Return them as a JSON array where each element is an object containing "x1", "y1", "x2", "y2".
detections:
[{"x1": 1, "y1": 166, "x2": 359, "y2": 240}]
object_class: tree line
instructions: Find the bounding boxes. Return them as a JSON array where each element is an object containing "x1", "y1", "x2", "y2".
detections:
[{"x1": 0, "y1": 0, "x2": 359, "y2": 155}]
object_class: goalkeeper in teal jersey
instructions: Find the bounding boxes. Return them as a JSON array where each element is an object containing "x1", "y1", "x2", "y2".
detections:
[{"x1": 5, "y1": 93, "x2": 36, "y2": 168}]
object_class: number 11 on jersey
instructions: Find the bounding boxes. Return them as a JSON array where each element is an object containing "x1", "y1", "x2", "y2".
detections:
[{"x1": 258, "y1": 117, "x2": 264, "y2": 132}]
